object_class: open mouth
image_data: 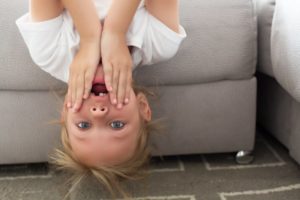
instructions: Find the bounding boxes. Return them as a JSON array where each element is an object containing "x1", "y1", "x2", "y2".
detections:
[{"x1": 91, "y1": 83, "x2": 108, "y2": 96}]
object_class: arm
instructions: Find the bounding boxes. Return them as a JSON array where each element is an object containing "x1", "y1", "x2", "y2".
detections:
[
  {"x1": 104, "y1": 0, "x2": 141, "y2": 34},
  {"x1": 61, "y1": 0, "x2": 102, "y2": 111},
  {"x1": 30, "y1": 0, "x2": 64, "y2": 22},
  {"x1": 101, "y1": 0, "x2": 141, "y2": 109},
  {"x1": 61, "y1": 0, "x2": 101, "y2": 43},
  {"x1": 30, "y1": 0, "x2": 101, "y2": 41},
  {"x1": 29, "y1": 0, "x2": 102, "y2": 112}
]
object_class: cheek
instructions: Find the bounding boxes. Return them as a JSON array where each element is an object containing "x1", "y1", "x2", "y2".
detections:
[
  {"x1": 67, "y1": 130, "x2": 77, "y2": 150},
  {"x1": 68, "y1": 132, "x2": 92, "y2": 159}
]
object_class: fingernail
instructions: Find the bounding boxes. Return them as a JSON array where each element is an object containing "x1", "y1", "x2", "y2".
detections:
[
  {"x1": 113, "y1": 99, "x2": 117, "y2": 104},
  {"x1": 125, "y1": 98, "x2": 129, "y2": 104},
  {"x1": 67, "y1": 102, "x2": 71, "y2": 108},
  {"x1": 108, "y1": 86, "x2": 113, "y2": 92}
]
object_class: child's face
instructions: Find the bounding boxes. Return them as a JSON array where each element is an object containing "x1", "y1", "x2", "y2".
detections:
[{"x1": 62, "y1": 65, "x2": 151, "y2": 167}]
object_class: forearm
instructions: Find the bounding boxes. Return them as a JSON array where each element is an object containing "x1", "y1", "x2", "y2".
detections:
[
  {"x1": 104, "y1": 0, "x2": 141, "y2": 35},
  {"x1": 61, "y1": 0, "x2": 101, "y2": 44}
]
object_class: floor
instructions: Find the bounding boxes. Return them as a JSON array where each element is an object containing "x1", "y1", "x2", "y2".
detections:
[{"x1": 1, "y1": 125, "x2": 300, "y2": 200}]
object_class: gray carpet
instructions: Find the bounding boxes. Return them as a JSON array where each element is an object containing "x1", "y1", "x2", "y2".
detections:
[{"x1": 1, "y1": 125, "x2": 300, "y2": 200}]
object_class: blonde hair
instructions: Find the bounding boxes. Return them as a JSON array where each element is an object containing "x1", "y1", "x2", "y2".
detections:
[{"x1": 48, "y1": 83, "x2": 165, "y2": 200}]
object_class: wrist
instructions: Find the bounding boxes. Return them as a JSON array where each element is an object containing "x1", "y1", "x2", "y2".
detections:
[
  {"x1": 102, "y1": 28, "x2": 126, "y2": 41},
  {"x1": 80, "y1": 35, "x2": 101, "y2": 49},
  {"x1": 102, "y1": 19, "x2": 126, "y2": 36},
  {"x1": 80, "y1": 25, "x2": 102, "y2": 46},
  {"x1": 80, "y1": 37, "x2": 100, "y2": 45}
]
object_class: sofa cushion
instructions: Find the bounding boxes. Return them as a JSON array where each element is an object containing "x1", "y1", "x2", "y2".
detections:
[
  {"x1": 255, "y1": 0, "x2": 276, "y2": 77},
  {"x1": 0, "y1": 0, "x2": 66, "y2": 91},
  {"x1": 0, "y1": 0, "x2": 257, "y2": 90},
  {"x1": 134, "y1": 0, "x2": 257, "y2": 86}
]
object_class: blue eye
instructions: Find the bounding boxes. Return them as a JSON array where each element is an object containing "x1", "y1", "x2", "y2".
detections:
[
  {"x1": 110, "y1": 121, "x2": 125, "y2": 129},
  {"x1": 77, "y1": 122, "x2": 91, "y2": 129}
]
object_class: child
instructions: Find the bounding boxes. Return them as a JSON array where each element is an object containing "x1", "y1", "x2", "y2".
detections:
[{"x1": 16, "y1": 0, "x2": 186, "y2": 198}]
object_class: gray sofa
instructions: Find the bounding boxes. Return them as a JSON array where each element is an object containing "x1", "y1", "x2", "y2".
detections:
[
  {"x1": 0, "y1": 0, "x2": 257, "y2": 165},
  {"x1": 256, "y1": 0, "x2": 300, "y2": 165}
]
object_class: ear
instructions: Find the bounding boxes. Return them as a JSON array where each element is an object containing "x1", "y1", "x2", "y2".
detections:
[{"x1": 137, "y1": 93, "x2": 152, "y2": 122}]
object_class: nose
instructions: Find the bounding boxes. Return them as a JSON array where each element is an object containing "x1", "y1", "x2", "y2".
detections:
[{"x1": 90, "y1": 105, "x2": 108, "y2": 117}]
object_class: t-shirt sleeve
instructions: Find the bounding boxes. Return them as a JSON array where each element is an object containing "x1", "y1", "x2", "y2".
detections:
[
  {"x1": 130, "y1": 7, "x2": 187, "y2": 68},
  {"x1": 144, "y1": 10, "x2": 187, "y2": 65},
  {"x1": 15, "y1": 12, "x2": 79, "y2": 83}
]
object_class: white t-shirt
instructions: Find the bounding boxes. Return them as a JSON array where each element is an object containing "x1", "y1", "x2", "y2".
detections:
[{"x1": 16, "y1": 0, "x2": 187, "y2": 83}]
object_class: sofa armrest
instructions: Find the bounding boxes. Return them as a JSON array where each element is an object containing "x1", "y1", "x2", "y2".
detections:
[{"x1": 271, "y1": 0, "x2": 300, "y2": 102}]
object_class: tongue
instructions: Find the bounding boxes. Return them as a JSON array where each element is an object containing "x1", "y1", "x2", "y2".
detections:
[{"x1": 91, "y1": 83, "x2": 107, "y2": 94}]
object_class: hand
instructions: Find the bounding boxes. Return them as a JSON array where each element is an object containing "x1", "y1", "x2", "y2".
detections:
[
  {"x1": 101, "y1": 30, "x2": 133, "y2": 109},
  {"x1": 67, "y1": 41, "x2": 101, "y2": 112}
]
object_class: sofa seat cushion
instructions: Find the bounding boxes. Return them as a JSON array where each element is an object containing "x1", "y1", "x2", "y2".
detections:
[{"x1": 1, "y1": 0, "x2": 257, "y2": 90}]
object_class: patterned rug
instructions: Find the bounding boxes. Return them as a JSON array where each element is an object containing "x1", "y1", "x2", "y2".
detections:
[{"x1": 1, "y1": 125, "x2": 300, "y2": 200}]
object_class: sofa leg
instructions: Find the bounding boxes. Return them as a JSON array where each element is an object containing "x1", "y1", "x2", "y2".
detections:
[{"x1": 235, "y1": 150, "x2": 254, "y2": 164}]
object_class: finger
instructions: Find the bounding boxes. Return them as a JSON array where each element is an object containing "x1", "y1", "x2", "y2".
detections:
[
  {"x1": 103, "y1": 61, "x2": 113, "y2": 92},
  {"x1": 109, "y1": 90, "x2": 117, "y2": 106},
  {"x1": 67, "y1": 76, "x2": 72, "y2": 108},
  {"x1": 84, "y1": 71, "x2": 93, "y2": 99},
  {"x1": 103, "y1": 61, "x2": 116, "y2": 105},
  {"x1": 67, "y1": 72, "x2": 73, "y2": 108},
  {"x1": 124, "y1": 71, "x2": 132, "y2": 104},
  {"x1": 71, "y1": 75, "x2": 77, "y2": 111},
  {"x1": 112, "y1": 67, "x2": 120, "y2": 106},
  {"x1": 67, "y1": 76, "x2": 74, "y2": 109},
  {"x1": 66, "y1": 87, "x2": 72, "y2": 109},
  {"x1": 117, "y1": 67, "x2": 128, "y2": 109},
  {"x1": 73, "y1": 75, "x2": 84, "y2": 112}
]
